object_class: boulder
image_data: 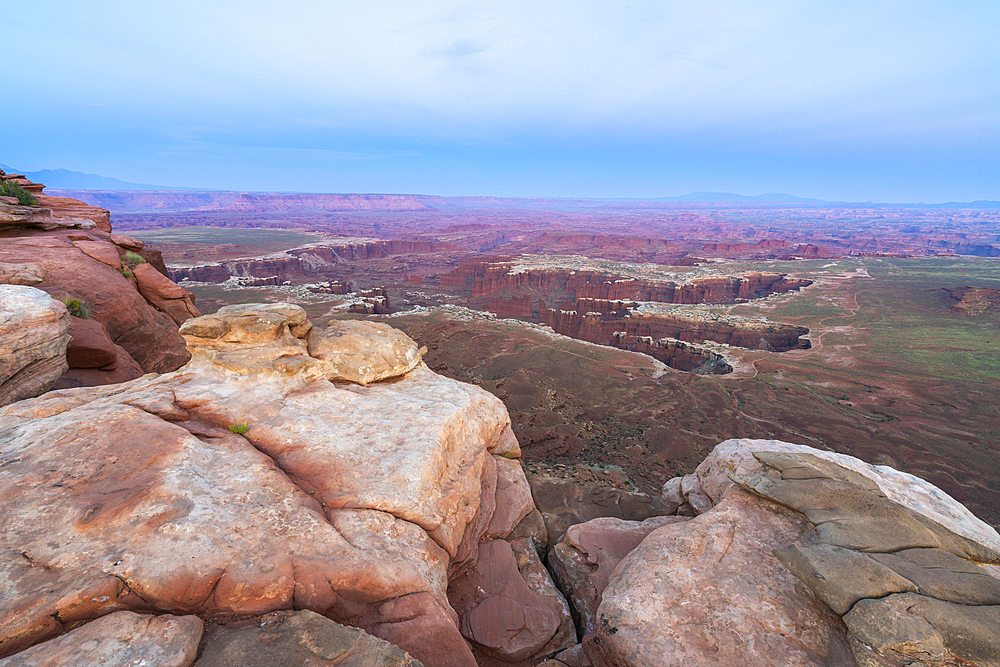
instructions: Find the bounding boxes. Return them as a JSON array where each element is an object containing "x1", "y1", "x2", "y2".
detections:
[
  {"x1": 549, "y1": 515, "x2": 688, "y2": 636},
  {"x1": 448, "y1": 540, "x2": 571, "y2": 663},
  {"x1": 526, "y1": 472, "x2": 676, "y2": 546},
  {"x1": 307, "y1": 319, "x2": 426, "y2": 385},
  {"x1": 0, "y1": 611, "x2": 202, "y2": 667},
  {"x1": 63, "y1": 315, "x2": 118, "y2": 368},
  {"x1": 195, "y1": 609, "x2": 423, "y2": 666},
  {"x1": 0, "y1": 304, "x2": 518, "y2": 667},
  {"x1": 486, "y1": 455, "x2": 536, "y2": 540},
  {"x1": 0, "y1": 285, "x2": 70, "y2": 406},
  {"x1": 586, "y1": 489, "x2": 852, "y2": 667},
  {"x1": 133, "y1": 262, "x2": 201, "y2": 326},
  {"x1": 673, "y1": 438, "x2": 1000, "y2": 554}
]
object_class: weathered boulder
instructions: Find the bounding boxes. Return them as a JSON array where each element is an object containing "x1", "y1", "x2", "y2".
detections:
[
  {"x1": 0, "y1": 262, "x2": 46, "y2": 286},
  {"x1": 195, "y1": 609, "x2": 423, "y2": 666},
  {"x1": 668, "y1": 438, "x2": 1000, "y2": 554},
  {"x1": 133, "y1": 262, "x2": 201, "y2": 326},
  {"x1": 549, "y1": 515, "x2": 687, "y2": 636},
  {"x1": 526, "y1": 472, "x2": 676, "y2": 546},
  {"x1": 448, "y1": 539, "x2": 573, "y2": 663},
  {"x1": 731, "y1": 449, "x2": 1000, "y2": 667},
  {"x1": 585, "y1": 489, "x2": 853, "y2": 667},
  {"x1": 63, "y1": 315, "x2": 118, "y2": 368},
  {"x1": 0, "y1": 285, "x2": 70, "y2": 406},
  {"x1": 307, "y1": 319, "x2": 426, "y2": 385},
  {"x1": 0, "y1": 611, "x2": 202, "y2": 667},
  {"x1": 486, "y1": 455, "x2": 536, "y2": 540},
  {"x1": 0, "y1": 304, "x2": 530, "y2": 667}
]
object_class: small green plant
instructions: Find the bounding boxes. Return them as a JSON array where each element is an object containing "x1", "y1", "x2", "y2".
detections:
[
  {"x1": 229, "y1": 421, "x2": 249, "y2": 435},
  {"x1": 124, "y1": 251, "x2": 146, "y2": 266},
  {"x1": 0, "y1": 180, "x2": 39, "y2": 206},
  {"x1": 60, "y1": 297, "x2": 90, "y2": 319}
]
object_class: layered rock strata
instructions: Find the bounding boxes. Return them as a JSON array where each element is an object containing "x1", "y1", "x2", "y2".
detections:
[
  {"x1": 0, "y1": 285, "x2": 71, "y2": 404},
  {"x1": 0, "y1": 305, "x2": 574, "y2": 667}
]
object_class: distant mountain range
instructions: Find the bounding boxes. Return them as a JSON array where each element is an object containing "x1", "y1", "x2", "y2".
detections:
[
  {"x1": 0, "y1": 164, "x2": 197, "y2": 191},
  {"x1": 3, "y1": 164, "x2": 998, "y2": 207}
]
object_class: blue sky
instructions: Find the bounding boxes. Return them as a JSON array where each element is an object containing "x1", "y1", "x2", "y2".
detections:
[{"x1": 4, "y1": 1, "x2": 998, "y2": 201}]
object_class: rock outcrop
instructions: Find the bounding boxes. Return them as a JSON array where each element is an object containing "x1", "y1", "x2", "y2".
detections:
[
  {"x1": 585, "y1": 439, "x2": 1000, "y2": 667},
  {"x1": 0, "y1": 305, "x2": 574, "y2": 667},
  {"x1": 0, "y1": 285, "x2": 71, "y2": 404},
  {"x1": 0, "y1": 175, "x2": 199, "y2": 381}
]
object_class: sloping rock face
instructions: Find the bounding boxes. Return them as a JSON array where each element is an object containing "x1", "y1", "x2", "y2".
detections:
[
  {"x1": 0, "y1": 176, "x2": 198, "y2": 378},
  {"x1": 587, "y1": 439, "x2": 1000, "y2": 667},
  {"x1": 0, "y1": 611, "x2": 202, "y2": 667},
  {"x1": 0, "y1": 305, "x2": 573, "y2": 667},
  {"x1": 0, "y1": 285, "x2": 71, "y2": 405}
]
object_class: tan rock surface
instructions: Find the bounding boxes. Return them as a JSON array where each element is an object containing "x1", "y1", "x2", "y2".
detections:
[
  {"x1": 0, "y1": 611, "x2": 202, "y2": 667},
  {"x1": 586, "y1": 489, "x2": 852, "y2": 667},
  {"x1": 0, "y1": 285, "x2": 70, "y2": 406},
  {"x1": 676, "y1": 438, "x2": 1000, "y2": 554},
  {"x1": 307, "y1": 319, "x2": 426, "y2": 384},
  {"x1": 0, "y1": 262, "x2": 46, "y2": 286}
]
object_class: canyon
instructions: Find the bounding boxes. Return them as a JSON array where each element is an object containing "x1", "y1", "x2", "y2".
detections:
[{"x1": 2, "y1": 174, "x2": 999, "y2": 665}]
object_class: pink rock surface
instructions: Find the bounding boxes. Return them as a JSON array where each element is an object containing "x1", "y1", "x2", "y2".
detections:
[{"x1": 585, "y1": 489, "x2": 852, "y2": 667}]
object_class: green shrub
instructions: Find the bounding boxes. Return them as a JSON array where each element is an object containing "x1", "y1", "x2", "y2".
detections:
[
  {"x1": 229, "y1": 421, "x2": 249, "y2": 435},
  {"x1": 60, "y1": 297, "x2": 90, "y2": 319},
  {"x1": 0, "y1": 180, "x2": 39, "y2": 206},
  {"x1": 124, "y1": 251, "x2": 146, "y2": 266}
]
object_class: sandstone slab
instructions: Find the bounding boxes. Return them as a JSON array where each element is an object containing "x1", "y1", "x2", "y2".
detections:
[
  {"x1": 133, "y1": 262, "x2": 201, "y2": 326},
  {"x1": 0, "y1": 611, "x2": 202, "y2": 667},
  {"x1": 448, "y1": 540, "x2": 569, "y2": 663},
  {"x1": 0, "y1": 285, "x2": 70, "y2": 406},
  {"x1": 195, "y1": 609, "x2": 422, "y2": 667}
]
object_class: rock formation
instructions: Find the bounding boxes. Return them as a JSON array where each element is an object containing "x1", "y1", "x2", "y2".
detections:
[
  {"x1": 0, "y1": 304, "x2": 574, "y2": 667},
  {"x1": 0, "y1": 173, "x2": 200, "y2": 389},
  {"x1": 584, "y1": 439, "x2": 1000, "y2": 667},
  {"x1": 0, "y1": 285, "x2": 71, "y2": 404}
]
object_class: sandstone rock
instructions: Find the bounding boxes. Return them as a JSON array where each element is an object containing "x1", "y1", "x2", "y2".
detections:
[
  {"x1": 63, "y1": 315, "x2": 118, "y2": 368},
  {"x1": 54, "y1": 344, "x2": 144, "y2": 389},
  {"x1": 133, "y1": 262, "x2": 201, "y2": 326},
  {"x1": 110, "y1": 233, "x2": 144, "y2": 250},
  {"x1": 733, "y1": 456, "x2": 1000, "y2": 563},
  {"x1": 216, "y1": 301, "x2": 313, "y2": 337},
  {"x1": 550, "y1": 516, "x2": 688, "y2": 636},
  {"x1": 448, "y1": 540, "x2": 568, "y2": 663},
  {"x1": 844, "y1": 593, "x2": 1000, "y2": 666},
  {"x1": 195, "y1": 609, "x2": 423, "y2": 666},
  {"x1": 307, "y1": 319, "x2": 426, "y2": 385},
  {"x1": 774, "y1": 543, "x2": 918, "y2": 615},
  {"x1": 0, "y1": 285, "x2": 70, "y2": 406},
  {"x1": 0, "y1": 304, "x2": 520, "y2": 666},
  {"x1": 555, "y1": 644, "x2": 593, "y2": 667},
  {"x1": 586, "y1": 489, "x2": 852, "y2": 667},
  {"x1": 486, "y1": 455, "x2": 535, "y2": 540},
  {"x1": 0, "y1": 235, "x2": 191, "y2": 373},
  {"x1": 72, "y1": 239, "x2": 121, "y2": 268},
  {"x1": 0, "y1": 611, "x2": 202, "y2": 667},
  {"x1": 0, "y1": 263, "x2": 46, "y2": 286},
  {"x1": 509, "y1": 538, "x2": 577, "y2": 658},
  {"x1": 526, "y1": 473, "x2": 676, "y2": 546},
  {"x1": 870, "y1": 547, "x2": 1000, "y2": 605},
  {"x1": 686, "y1": 439, "x2": 1000, "y2": 554},
  {"x1": 508, "y1": 509, "x2": 549, "y2": 557}
]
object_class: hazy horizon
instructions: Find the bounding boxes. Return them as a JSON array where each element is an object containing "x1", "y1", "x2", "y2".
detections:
[{"x1": 5, "y1": 1, "x2": 998, "y2": 202}]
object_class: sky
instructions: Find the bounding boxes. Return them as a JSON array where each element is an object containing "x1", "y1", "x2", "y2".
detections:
[{"x1": 3, "y1": 1, "x2": 999, "y2": 201}]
